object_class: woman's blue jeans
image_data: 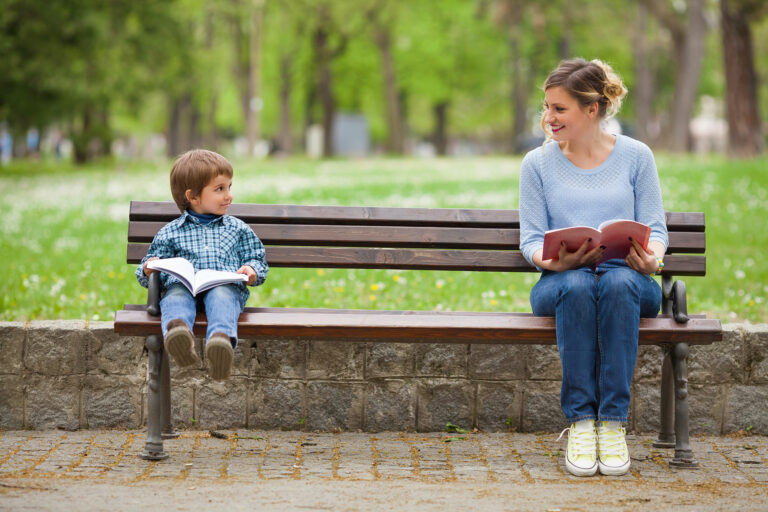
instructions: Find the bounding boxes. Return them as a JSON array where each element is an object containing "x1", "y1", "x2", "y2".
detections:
[
  {"x1": 530, "y1": 260, "x2": 661, "y2": 424},
  {"x1": 159, "y1": 283, "x2": 245, "y2": 347}
]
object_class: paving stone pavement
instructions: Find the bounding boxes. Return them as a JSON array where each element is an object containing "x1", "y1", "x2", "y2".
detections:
[{"x1": 0, "y1": 430, "x2": 767, "y2": 511}]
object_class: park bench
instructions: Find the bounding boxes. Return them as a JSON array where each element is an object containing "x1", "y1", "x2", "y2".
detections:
[{"x1": 114, "y1": 201, "x2": 722, "y2": 466}]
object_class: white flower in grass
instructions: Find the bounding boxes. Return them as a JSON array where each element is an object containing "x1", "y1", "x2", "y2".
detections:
[{"x1": 735, "y1": 270, "x2": 746, "y2": 280}]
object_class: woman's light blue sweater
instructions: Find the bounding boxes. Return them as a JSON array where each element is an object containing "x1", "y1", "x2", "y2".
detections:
[{"x1": 518, "y1": 134, "x2": 668, "y2": 266}]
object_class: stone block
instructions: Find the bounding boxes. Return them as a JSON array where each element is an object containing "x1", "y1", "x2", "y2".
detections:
[
  {"x1": 414, "y1": 343, "x2": 467, "y2": 377},
  {"x1": 307, "y1": 381, "x2": 364, "y2": 431},
  {"x1": 25, "y1": 374, "x2": 82, "y2": 430},
  {"x1": 248, "y1": 379, "x2": 305, "y2": 430},
  {"x1": 25, "y1": 321, "x2": 87, "y2": 376},
  {"x1": 633, "y1": 345, "x2": 664, "y2": 382},
  {"x1": 723, "y1": 385, "x2": 768, "y2": 434},
  {"x1": 745, "y1": 324, "x2": 768, "y2": 383},
  {"x1": 0, "y1": 322, "x2": 25, "y2": 375},
  {"x1": 688, "y1": 325, "x2": 748, "y2": 384},
  {"x1": 476, "y1": 382, "x2": 521, "y2": 432},
  {"x1": 308, "y1": 341, "x2": 364, "y2": 380},
  {"x1": 0, "y1": 375, "x2": 24, "y2": 428},
  {"x1": 86, "y1": 323, "x2": 145, "y2": 376},
  {"x1": 196, "y1": 378, "x2": 248, "y2": 429},
  {"x1": 469, "y1": 344, "x2": 526, "y2": 380},
  {"x1": 521, "y1": 380, "x2": 563, "y2": 432},
  {"x1": 169, "y1": 385, "x2": 196, "y2": 429},
  {"x1": 631, "y1": 381, "x2": 660, "y2": 434},
  {"x1": 416, "y1": 379, "x2": 473, "y2": 432},
  {"x1": 249, "y1": 339, "x2": 306, "y2": 379},
  {"x1": 366, "y1": 343, "x2": 413, "y2": 378},
  {"x1": 688, "y1": 384, "x2": 724, "y2": 434},
  {"x1": 525, "y1": 345, "x2": 561, "y2": 381},
  {"x1": 83, "y1": 374, "x2": 143, "y2": 428},
  {"x1": 364, "y1": 379, "x2": 416, "y2": 431}
]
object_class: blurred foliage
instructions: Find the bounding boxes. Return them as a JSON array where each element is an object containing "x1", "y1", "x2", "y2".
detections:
[{"x1": 0, "y1": 0, "x2": 766, "y2": 159}]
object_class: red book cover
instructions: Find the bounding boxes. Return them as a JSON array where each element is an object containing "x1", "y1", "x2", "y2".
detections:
[{"x1": 542, "y1": 220, "x2": 651, "y2": 265}]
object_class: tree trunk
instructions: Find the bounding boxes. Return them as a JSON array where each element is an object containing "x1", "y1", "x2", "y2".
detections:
[
  {"x1": 278, "y1": 53, "x2": 294, "y2": 155},
  {"x1": 372, "y1": 15, "x2": 404, "y2": 154},
  {"x1": 669, "y1": 0, "x2": 707, "y2": 152},
  {"x1": 633, "y1": 2, "x2": 654, "y2": 144},
  {"x1": 73, "y1": 108, "x2": 92, "y2": 164},
  {"x1": 433, "y1": 101, "x2": 449, "y2": 156},
  {"x1": 247, "y1": 0, "x2": 264, "y2": 154},
  {"x1": 315, "y1": 20, "x2": 335, "y2": 158},
  {"x1": 720, "y1": 0, "x2": 764, "y2": 157},
  {"x1": 507, "y1": 0, "x2": 526, "y2": 153}
]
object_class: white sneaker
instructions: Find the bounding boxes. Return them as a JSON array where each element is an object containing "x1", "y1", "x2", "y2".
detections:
[
  {"x1": 597, "y1": 421, "x2": 630, "y2": 476},
  {"x1": 557, "y1": 419, "x2": 598, "y2": 477}
]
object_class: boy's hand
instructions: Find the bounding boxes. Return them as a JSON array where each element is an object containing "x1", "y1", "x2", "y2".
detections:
[
  {"x1": 143, "y1": 257, "x2": 160, "y2": 277},
  {"x1": 237, "y1": 265, "x2": 257, "y2": 285}
]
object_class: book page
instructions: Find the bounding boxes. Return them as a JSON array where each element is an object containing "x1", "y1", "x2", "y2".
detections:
[
  {"x1": 597, "y1": 220, "x2": 650, "y2": 262},
  {"x1": 542, "y1": 226, "x2": 601, "y2": 261},
  {"x1": 146, "y1": 257, "x2": 195, "y2": 292},
  {"x1": 193, "y1": 269, "x2": 248, "y2": 295}
]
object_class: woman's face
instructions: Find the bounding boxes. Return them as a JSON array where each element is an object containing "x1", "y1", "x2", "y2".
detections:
[{"x1": 543, "y1": 86, "x2": 597, "y2": 141}]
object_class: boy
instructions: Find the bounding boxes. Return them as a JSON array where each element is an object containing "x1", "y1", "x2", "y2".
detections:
[{"x1": 136, "y1": 149, "x2": 268, "y2": 380}]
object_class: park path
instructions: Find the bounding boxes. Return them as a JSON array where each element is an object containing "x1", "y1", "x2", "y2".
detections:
[{"x1": 0, "y1": 430, "x2": 767, "y2": 511}]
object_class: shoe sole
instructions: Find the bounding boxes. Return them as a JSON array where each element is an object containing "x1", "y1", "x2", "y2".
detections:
[
  {"x1": 206, "y1": 338, "x2": 233, "y2": 380},
  {"x1": 565, "y1": 458, "x2": 598, "y2": 477},
  {"x1": 164, "y1": 327, "x2": 198, "y2": 367},
  {"x1": 598, "y1": 459, "x2": 630, "y2": 476}
]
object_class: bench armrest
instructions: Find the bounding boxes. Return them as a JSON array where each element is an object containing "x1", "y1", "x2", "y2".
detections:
[
  {"x1": 147, "y1": 272, "x2": 161, "y2": 317},
  {"x1": 662, "y1": 277, "x2": 689, "y2": 324}
]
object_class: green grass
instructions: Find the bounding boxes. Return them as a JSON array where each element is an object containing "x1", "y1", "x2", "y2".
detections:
[{"x1": 1, "y1": 155, "x2": 766, "y2": 323}]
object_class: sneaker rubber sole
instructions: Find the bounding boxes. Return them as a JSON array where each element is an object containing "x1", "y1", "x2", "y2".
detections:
[
  {"x1": 598, "y1": 458, "x2": 630, "y2": 476},
  {"x1": 164, "y1": 325, "x2": 198, "y2": 367},
  {"x1": 565, "y1": 457, "x2": 598, "y2": 477},
  {"x1": 206, "y1": 336, "x2": 234, "y2": 381}
]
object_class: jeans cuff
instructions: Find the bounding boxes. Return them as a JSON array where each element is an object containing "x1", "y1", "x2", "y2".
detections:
[
  {"x1": 597, "y1": 415, "x2": 626, "y2": 423},
  {"x1": 565, "y1": 414, "x2": 596, "y2": 424}
]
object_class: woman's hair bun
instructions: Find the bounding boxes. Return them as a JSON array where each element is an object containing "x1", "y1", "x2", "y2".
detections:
[{"x1": 591, "y1": 59, "x2": 627, "y2": 118}]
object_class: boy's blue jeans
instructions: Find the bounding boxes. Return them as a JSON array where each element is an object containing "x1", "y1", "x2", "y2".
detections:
[
  {"x1": 160, "y1": 284, "x2": 245, "y2": 348},
  {"x1": 529, "y1": 260, "x2": 661, "y2": 424}
]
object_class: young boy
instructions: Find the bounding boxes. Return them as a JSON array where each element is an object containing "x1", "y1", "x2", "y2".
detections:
[{"x1": 135, "y1": 149, "x2": 268, "y2": 380}]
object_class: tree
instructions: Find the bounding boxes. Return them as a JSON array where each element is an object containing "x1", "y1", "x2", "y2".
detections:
[
  {"x1": 642, "y1": 0, "x2": 709, "y2": 151},
  {"x1": 720, "y1": 0, "x2": 766, "y2": 157}
]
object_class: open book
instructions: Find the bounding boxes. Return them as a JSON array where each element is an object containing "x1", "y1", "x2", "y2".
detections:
[
  {"x1": 542, "y1": 219, "x2": 651, "y2": 265},
  {"x1": 146, "y1": 257, "x2": 247, "y2": 296}
]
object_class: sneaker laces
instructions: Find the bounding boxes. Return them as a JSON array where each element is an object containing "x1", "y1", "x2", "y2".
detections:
[
  {"x1": 598, "y1": 422, "x2": 628, "y2": 458},
  {"x1": 557, "y1": 423, "x2": 596, "y2": 457}
]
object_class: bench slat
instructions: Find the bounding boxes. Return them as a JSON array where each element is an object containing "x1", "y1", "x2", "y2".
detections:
[
  {"x1": 126, "y1": 243, "x2": 706, "y2": 275},
  {"x1": 127, "y1": 221, "x2": 705, "y2": 253},
  {"x1": 129, "y1": 202, "x2": 705, "y2": 231},
  {"x1": 114, "y1": 308, "x2": 722, "y2": 345}
]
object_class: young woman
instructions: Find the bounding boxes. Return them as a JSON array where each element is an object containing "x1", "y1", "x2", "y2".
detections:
[{"x1": 519, "y1": 59, "x2": 667, "y2": 477}]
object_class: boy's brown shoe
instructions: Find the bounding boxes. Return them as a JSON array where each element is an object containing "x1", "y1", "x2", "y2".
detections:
[
  {"x1": 205, "y1": 333, "x2": 234, "y2": 381},
  {"x1": 164, "y1": 319, "x2": 199, "y2": 367}
]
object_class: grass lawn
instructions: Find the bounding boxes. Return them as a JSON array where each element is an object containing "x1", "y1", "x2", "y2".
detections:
[{"x1": 1, "y1": 154, "x2": 766, "y2": 324}]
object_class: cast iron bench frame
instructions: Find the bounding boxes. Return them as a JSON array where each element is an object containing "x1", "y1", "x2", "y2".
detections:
[{"x1": 114, "y1": 201, "x2": 722, "y2": 466}]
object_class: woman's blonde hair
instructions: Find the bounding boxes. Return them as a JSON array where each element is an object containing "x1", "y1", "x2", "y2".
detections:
[{"x1": 540, "y1": 58, "x2": 628, "y2": 139}]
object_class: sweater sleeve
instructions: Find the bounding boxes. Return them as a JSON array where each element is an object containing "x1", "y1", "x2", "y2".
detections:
[
  {"x1": 633, "y1": 144, "x2": 668, "y2": 249},
  {"x1": 518, "y1": 149, "x2": 548, "y2": 266}
]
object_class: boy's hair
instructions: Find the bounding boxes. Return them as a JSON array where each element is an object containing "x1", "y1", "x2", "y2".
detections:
[{"x1": 170, "y1": 149, "x2": 233, "y2": 212}]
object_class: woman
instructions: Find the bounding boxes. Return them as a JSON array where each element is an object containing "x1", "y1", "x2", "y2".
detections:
[{"x1": 519, "y1": 59, "x2": 667, "y2": 477}]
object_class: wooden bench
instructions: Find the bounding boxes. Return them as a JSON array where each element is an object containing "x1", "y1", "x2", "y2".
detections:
[{"x1": 114, "y1": 201, "x2": 722, "y2": 466}]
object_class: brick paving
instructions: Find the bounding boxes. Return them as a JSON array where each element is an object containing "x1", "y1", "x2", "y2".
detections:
[{"x1": 1, "y1": 430, "x2": 767, "y2": 511}]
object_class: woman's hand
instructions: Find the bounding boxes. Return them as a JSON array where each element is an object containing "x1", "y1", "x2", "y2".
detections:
[
  {"x1": 534, "y1": 239, "x2": 604, "y2": 272},
  {"x1": 625, "y1": 238, "x2": 661, "y2": 274}
]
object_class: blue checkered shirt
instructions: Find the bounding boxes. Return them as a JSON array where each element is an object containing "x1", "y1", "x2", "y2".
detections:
[{"x1": 135, "y1": 210, "x2": 268, "y2": 303}]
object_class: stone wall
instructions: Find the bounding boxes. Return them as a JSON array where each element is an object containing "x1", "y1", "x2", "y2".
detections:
[{"x1": 1, "y1": 321, "x2": 766, "y2": 434}]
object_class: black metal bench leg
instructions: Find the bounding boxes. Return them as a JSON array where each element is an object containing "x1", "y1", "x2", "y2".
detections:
[
  {"x1": 160, "y1": 349, "x2": 180, "y2": 439},
  {"x1": 142, "y1": 335, "x2": 169, "y2": 460},
  {"x1": 669, "y1": 342, "x2": 699, "y2": 468},
  {"x1": 653, "y1": 344, "x2": 676, "y2": 448}
]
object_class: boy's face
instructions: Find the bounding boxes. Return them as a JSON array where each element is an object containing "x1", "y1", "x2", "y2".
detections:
[{"x1": 186, "y1": 174, "x2": 233, "y2": 215}]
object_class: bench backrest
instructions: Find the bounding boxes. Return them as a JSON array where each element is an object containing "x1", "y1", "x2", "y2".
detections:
[{"x1": 126, "y1": 202, "x2": 706, "y2": 276}]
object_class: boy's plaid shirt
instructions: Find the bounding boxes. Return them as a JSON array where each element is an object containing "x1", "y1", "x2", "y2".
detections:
[{"x1": 135, "y1": 211, "x2": 268, "y2": 303}]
